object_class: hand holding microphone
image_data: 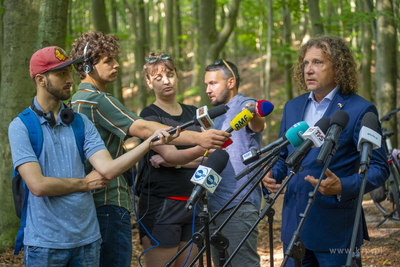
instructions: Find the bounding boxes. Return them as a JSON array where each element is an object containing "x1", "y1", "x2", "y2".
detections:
[{"x1": 151, "y1": 104, "x2": 228, "y2": 142}]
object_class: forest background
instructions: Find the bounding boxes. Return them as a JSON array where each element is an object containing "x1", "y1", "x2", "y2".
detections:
[{"x1": 0, "y1": 0, "x2": 399, "y2": 254}]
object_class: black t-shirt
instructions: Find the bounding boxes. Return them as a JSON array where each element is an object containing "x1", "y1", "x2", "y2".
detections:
[{"x1": 138, "y1": 103, "x2": 201, "y2": 197}]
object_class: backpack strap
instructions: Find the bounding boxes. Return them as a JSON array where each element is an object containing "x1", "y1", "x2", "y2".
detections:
[
  {"x1": 71, "y1": 113, "x2": 86, "y2": 164},
  {"x1": 14, "y1": 108, "x2": 42, "y2": 255}
]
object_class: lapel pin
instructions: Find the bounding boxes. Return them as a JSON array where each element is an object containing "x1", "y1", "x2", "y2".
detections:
[{"x1": 337, "y1": 103, "x2": 343, "y2": 108}]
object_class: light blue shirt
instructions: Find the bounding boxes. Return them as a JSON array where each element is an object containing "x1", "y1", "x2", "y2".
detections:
[
  {"x1": 208, "y1": 94, "x2": 263, "y2": 212},
  {"x1": 303, "y1": 87, "x2": 339, "y2": 127},
  {"x1": 8, "y1": 97, "x2": 106, "y2": 249}
]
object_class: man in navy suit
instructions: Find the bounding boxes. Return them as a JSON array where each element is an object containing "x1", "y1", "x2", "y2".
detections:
[{"x1": 262, "y1": 35, "x2": 389, "y2": 266}]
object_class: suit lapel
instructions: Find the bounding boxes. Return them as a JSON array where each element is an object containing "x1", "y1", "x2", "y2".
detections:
[
  {"x1": 323, "y1": 90, "x2": 349, "y2": 118},
  {"x1": 296, "y1": 93, "x2": 311, "y2": 122}
]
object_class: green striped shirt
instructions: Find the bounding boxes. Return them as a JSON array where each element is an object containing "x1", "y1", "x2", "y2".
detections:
[{"x1": 71, "y1": 83, "x2": 141, "y2": 212}]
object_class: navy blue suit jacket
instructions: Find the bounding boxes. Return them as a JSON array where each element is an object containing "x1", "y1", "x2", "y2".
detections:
[{"x1": 272, "y1": 91, "x2": 389, "y2": 251}]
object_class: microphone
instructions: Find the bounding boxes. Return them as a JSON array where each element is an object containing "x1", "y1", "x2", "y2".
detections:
[
  {"x1": 151, "y1": 104, "x2": 228, "y2": 142},
  {"x1": 185, "y1": 149, "x2": 229, "y2": 211},
  {"x1": 236, "y1": 121, "x2": 309, "y2": 180},
  {"x1": 358, "y1": 112, "x2": 381, "y2": 172},
  {"x1": 241, "y1": 121, "x2": 309, "y2": 165},
  {"x1": 316, "y1": 110, "x2": 350, "y2": 165},
  {"x1": 247, "y1": 100, "x2": 274, "y2": 117},
  {"x1": 285, "y1": 117, "x2": 330, "y2": 168},
  {"x1": 225, "y1": 108, "x2": 253, "y2": 133}
]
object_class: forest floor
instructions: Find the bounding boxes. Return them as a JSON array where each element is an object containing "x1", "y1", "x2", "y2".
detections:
[
  {"x1": 1, "y1": 55, "x2": 400, "y2": 266},
  {"x1": 1, "y1": 196, "x2": 399, "y2": 266}
]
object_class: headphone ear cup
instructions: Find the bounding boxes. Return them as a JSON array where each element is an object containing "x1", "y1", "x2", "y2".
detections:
[
  {"x1": 83, "y1": 61, "x2": 92, "y2": 74},
  {"x1": 60, "y1": 108, "x2": 75, "y2": 125},
  {"x1": 43, "y1": 111, "x2": 56, "y2": 127}
]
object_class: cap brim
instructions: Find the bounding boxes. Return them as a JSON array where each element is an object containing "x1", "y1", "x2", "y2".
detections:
[{"x1": 48, "y1": 58, "x2": 84, "y2": 71}]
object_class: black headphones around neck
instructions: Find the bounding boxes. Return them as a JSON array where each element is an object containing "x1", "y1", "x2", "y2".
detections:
[
  {"x1": 31, "y1": 100, "x2": 75, "y2": 127},
  {"x1": 83, "y1": 42, "x2": 93, "y2": 74}
]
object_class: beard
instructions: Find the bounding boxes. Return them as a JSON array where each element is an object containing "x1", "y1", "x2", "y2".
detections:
[
  {"x1": 210, "y1": 85, "x2": 229, "y2": 106},
  {"x1": 45, "y1": 78, "x2": 70, "y2": 101}
]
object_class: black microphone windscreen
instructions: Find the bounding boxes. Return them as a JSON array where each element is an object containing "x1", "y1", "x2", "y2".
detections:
[
  {"x1": 314, "y1": 117, "x2": 330, "y2": 134},
  {"x1": 208, "y1": 105, "x2": 228, "y2": 119},
  {"x1": 330, "y1": 110, "x2": 349, "y2": 129},
  {"x1": 204, "y1": 149, "x2": 229, "y2": 174},
  {"x1": 361, "y1": 112, "x2": 378, "y2": 132}
]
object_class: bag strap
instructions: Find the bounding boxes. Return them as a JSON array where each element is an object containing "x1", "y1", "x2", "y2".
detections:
[{"x1": 71, "y1": 113, "x2": 86, "y2": 164}]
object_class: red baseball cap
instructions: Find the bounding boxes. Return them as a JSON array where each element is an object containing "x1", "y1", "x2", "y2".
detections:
[{"x1": 29, "y1": 46, "x2": 83, "y2": 79}]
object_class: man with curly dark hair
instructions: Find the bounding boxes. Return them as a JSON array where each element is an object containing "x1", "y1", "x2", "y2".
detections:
[
  {"x1": 69, "y1": 32, "x2": 230, "y2": 267},
  {"x1": 262, "y1": 35, "x2": 389, "y2": 266}
]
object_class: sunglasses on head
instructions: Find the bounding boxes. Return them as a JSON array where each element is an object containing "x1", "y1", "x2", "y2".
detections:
[
  {"x1": 146, "y1": 53, "x2": 171, "y2": 63},
  {"x1": 213, "y1": 59, "x2": 236, "y2": 80}
]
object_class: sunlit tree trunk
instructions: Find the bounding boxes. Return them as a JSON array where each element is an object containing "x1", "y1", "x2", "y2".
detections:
[
  {"x1": 264, "y1": 0, "x2": 273, "y2": 145},
  {"x1": 258, "y1": 0, "x2": 264, "y2": 90},
  {"x1": 174, "y1": 0, "x2": 184, "y2": 100},
  {"x1": 282, "y1": 1, "x2": 293, "y2": 101},
  {"x1": 0, "y1": 0, "x2": 40, "y2": 252},
  {"x1": 137, "y1": 0, "x2": 148, "y2": 111},
  {"x1": 154, "y1": 0, "x2": 162, "y2": 50},
  {"x1": 190, "y1": 0, "x2": 200, "y2": 88},
  {"x1": 376, "y1": 0, "x2": 398, "y2": 147}
]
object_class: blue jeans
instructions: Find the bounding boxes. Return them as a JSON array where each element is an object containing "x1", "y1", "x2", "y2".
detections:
[
  {"x1": 97, "y1": 205, "x2": 132, "y2": 267},
  {"x1": 23, "y1": 239, "x2": 101, "y2": 267}
]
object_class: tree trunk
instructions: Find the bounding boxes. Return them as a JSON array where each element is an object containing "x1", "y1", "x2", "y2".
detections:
[
  {"x1": 174, "y1": 0, "x2": 184, "y2": 100},
  {"x1": 91, "y1": 0, "x2": 110, "y2": 33},
  {"x1": 137, "y1": 0, "x2": 147, "y2": 111},
  {"x1": 190, "y1": 0, "x2": 200, "y2": 88},
  {"x1": 163, "y1": 0, "x2": 173, "y2": 54},
  {"x1": 258, "y1": 0, "x2": 263, "y2": 90},
  {"x1": 307, "y1": 0, "x2": 324, "y2": 36},
  {"x1": 264, "y1": 0, "x2": 273, "y2": 145},
  {"x1": 111, "y1": 0, "x2": 124, "y2": 104},
  {"x1": 199, "y1": 0, "x2": 242, "y2": 107},
  {"x1": 0, "y1": 0, "x2": 3, "y2": 88},
  {"x1": 154, "y1": 1, "x2": 162, "y2": 50},
  {"x1": 0, "y1": 0, "x2": 40, "y2": 252},
  {"x1": 282, "y1": 2, "x2": 293, "y2": 101},
  {"x1": 37, "y1": 0, "x2": 69, "y2": 48},
  {"x1": 359, "y1": 0, "x2": 373, "y2": 102},
  {"x1": 376, "y1": 0, "x2": 398, "y2": 147}
]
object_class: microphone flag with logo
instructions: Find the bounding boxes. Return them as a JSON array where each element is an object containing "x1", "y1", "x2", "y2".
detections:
[
  {"x1": 285, "y1": 117, "x2": 330, "y2": 168},
  {"x1": 185, "y1": 149, "x2": 229, "y2": 211},
  {"x1": 358, "y1": 112, "x2": 381, "y2": 172}
]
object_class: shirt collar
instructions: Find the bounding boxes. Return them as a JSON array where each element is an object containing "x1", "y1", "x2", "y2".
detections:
[
  {"x1": 308, "y1": 86, "x2": 339, "y2": 104},
  {"x1": 226, "y1": 93, "x2": 242, "y2": 108},
  {"x1": 78, "y1": 82, "x2": 100, "y2": 91}
]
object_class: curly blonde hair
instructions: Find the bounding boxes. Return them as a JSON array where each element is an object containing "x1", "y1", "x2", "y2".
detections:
[
  {"x1": 70, "y1": 31, "x2": 120, "y2": 79},
  {"x1": 293, "y1": 35, "x2": 358, "y2": 95}
]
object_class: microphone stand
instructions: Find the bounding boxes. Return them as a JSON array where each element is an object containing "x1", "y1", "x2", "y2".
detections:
[
  {"x1": 164, "y1": 150, "x2": 279, "y2": 267},
  {"x1": 343, "y1": 162, "x2": 370, "y2": 267},
  {"x1": 223, "y1": 162, "x2": 303, "y2": 267},
  {"x1": 192, "y1": 195, "x2": 212, "y2": 267},
  {"x1": 282, "y1": 150, "x2": 336, "y2": 267}
]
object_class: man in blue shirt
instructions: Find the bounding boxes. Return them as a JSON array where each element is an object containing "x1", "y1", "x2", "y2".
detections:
[
  {"x1": 204, "y1": 59, "x2": 265, "y2": 267},
  {"x1": 9, "y1": 46, "x2": 177, "y2": 267}
]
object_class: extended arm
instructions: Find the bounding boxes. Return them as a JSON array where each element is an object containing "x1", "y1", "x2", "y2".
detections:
[{"x1": 129, "y1": 118, "x2": 230, "y2": 149}]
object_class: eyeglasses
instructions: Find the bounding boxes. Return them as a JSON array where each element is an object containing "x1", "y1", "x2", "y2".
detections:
[
  {"x1": 213, "y1": 59, "x2": 236, "y2": 80},
  {"x1": 146, "y1": 53, "x2": 171, "y2": 63}
]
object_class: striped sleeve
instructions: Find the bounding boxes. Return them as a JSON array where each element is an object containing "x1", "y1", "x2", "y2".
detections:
[{"x1": 96, "y1": 93, "x2": 141, "y2": 140}]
